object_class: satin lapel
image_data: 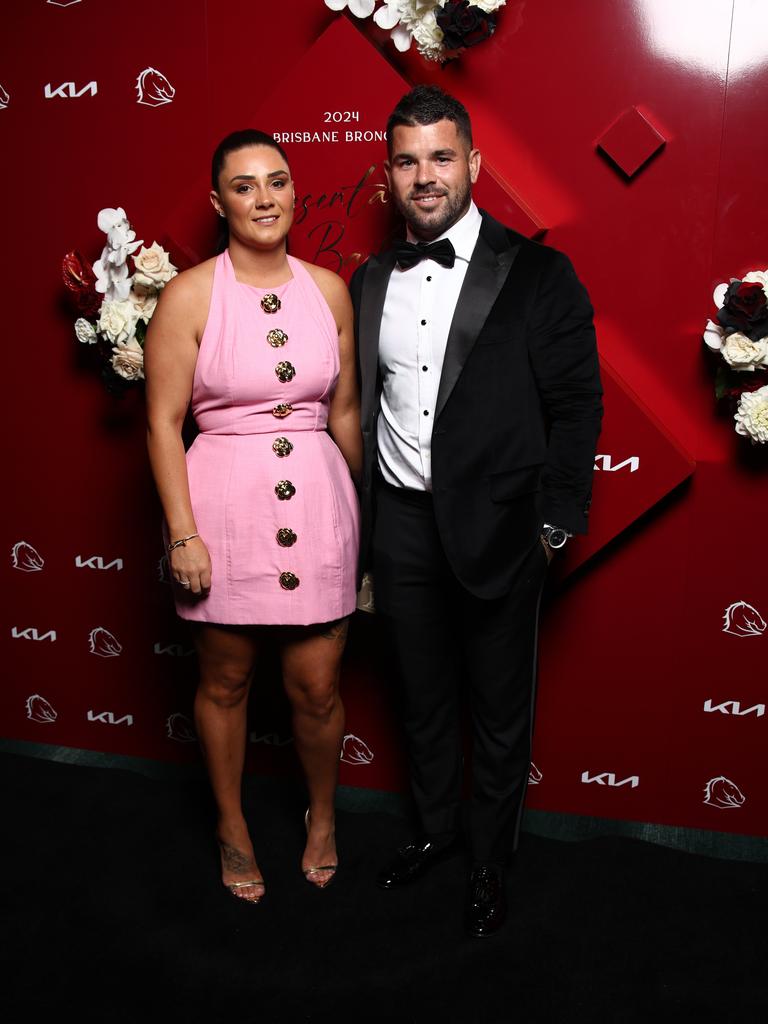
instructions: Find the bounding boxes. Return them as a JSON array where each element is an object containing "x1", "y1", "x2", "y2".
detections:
[
  {"x1": 434, "y1": 234, "x2": 520, "y2": 422},
  {"x1": 358, "y1": 250, "x2": 396, "y2": 430}
]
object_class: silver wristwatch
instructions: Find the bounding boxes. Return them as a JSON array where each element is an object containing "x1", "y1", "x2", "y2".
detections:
[{"x1": 541, "y1": 525, "x2": 569, "y2": 550}]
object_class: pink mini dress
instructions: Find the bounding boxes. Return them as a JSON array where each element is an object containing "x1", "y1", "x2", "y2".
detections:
[{"x1": 175, "y1": 250, "x2": 359, "y2": 626}]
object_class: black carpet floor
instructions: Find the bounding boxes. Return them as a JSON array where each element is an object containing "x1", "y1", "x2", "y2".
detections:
[{"x1": 1, "y1": 752, "x2": 766, "y2": 1024}]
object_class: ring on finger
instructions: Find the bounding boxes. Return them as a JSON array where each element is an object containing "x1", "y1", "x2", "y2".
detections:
[{"x1": 179, "y1": 579, "x2": 191, "y2": 588}]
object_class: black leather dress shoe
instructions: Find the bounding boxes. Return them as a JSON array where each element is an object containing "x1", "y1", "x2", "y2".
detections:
[
  {"x1": 465, "y1": 863, "x2": 507, "y2": 937},
  {"x1": 377, "y1": 837, "x2": 459, "y2": 889}
]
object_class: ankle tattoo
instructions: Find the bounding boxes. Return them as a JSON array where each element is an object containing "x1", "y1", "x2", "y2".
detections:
[{"x1": 219, "y1": 840, "x2": 253, "y2": 874}]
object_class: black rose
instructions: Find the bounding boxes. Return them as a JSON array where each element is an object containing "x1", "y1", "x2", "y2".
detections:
[
  {"x1": 717, "y1": 280, "x2": 768, "y2": 342},
  {"x1": 436, "y1": 0, "x2": 497, "y2": 52}
]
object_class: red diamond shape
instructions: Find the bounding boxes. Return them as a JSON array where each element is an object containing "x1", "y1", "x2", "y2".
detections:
[{"x1": 597, "y1": 106, "x2": 666, "y2": 177}]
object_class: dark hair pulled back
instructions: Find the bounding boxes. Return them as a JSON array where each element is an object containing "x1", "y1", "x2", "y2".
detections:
[{"x1": 211, "y1": 129, "x2": 289, "y2": 189}]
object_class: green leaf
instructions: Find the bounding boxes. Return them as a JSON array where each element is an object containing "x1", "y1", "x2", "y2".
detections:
[{"x1": 714, "y1": 364, "x2": 734, "y2": 401}]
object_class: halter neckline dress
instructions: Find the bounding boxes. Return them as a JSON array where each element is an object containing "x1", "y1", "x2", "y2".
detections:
[{"x1": 174, "y1": 250, "x2": 359, "y2": 625}]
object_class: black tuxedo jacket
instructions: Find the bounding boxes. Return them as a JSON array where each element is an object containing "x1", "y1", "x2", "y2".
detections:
[{"x1": 350, "y1": 210, "x2": 603, "y2": 599}]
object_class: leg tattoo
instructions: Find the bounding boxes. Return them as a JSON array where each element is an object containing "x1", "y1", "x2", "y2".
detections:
[{"x1": 319, "y1": 617, "x2": 350, "y2": 642}]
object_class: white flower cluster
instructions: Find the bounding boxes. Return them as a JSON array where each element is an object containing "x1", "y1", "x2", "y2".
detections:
[
  {"x1": 75, "y1": 208, "x2": 177, "y2": 382},
  {"x1": 734, "y1": 385, "x2": 768, "y2": 445},
  {"x1": 325, "y1": 0, "x2": 505, "y2": 62},
  {"x1": 703, "y1": 271, "x2": 768, "y2": 372},
  {"x1": 703, "y1": 269, "x2": 768, "y2": 444}
]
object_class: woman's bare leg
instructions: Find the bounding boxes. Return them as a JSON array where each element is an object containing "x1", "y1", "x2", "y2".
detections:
[
  {"x1": 194, "y1": 623, "x2": 262, "y2": 899},
  {"x1": 280, "y1": 618, "x2": 349, "y2": 885}
]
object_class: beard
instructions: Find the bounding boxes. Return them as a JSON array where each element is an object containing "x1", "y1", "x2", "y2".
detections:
[{"x1": 393, "y1": 175, "x2": 472, "y2": 241}]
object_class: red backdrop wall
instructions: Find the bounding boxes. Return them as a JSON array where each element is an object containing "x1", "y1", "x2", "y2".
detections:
[{"x1": 2, "y1": 0, "x2": 766, "y2": 839}]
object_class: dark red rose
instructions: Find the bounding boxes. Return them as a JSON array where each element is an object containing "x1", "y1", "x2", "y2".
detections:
[
  {"x1": 62, "y1": 250, "x2": 101, "y2": 317},
  {"x1": 717, "y1": 280, "x2": 768, "y2": 342},
  {"x1": 436, "y1": 0, "x2": 497, "y2": 52}
]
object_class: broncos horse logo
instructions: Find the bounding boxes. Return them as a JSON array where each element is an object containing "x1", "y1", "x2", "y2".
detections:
[
  {"x1": 722, "y1": 601, "x2": 766, "y2": 637},
  {"x1": 88, "y1": 626, "x2": 123, "y2": 658},
  {"x1": 166, "y1": 713, "x2": 197, "y2": 743},
  {"x1": 340, "y1": 734, "x2": 374, "y2": 765},
  {"x1": 26, "y1": 694, "x2": 57, "y2": 724},
  {"x1": 703, "y1": 776, "x2": 745, "y2": 809},
  {"x1": 136, "y1": 68, "x2": 175, "y2": 107},
  {"x1": 12, "y1": 540, "x2": 44, "y2": 572}
]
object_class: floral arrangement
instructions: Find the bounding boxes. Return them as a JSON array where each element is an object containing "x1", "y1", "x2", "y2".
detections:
[
  {"x1": 62, "y1": 208, "x2": 177, "y2": 392},
  {"x1": 703, "y1": 269, "x2": 768, "y2": 444},
  {"x1": 325, "y1": 0, "x2": 505, "y2": 63}
]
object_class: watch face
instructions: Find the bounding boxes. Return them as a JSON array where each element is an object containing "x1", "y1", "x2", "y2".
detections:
[{"x1": 548, "y1": 528, "x2": 568, "y2": 549}]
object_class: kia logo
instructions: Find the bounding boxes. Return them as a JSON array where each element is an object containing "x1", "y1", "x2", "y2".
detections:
[
  {"x1": 581, "y1": 770, "x2": 639, "y2": 788},
  {"x1": 44, "y1": 81, "x2": 98, "y2": 99},
  {"x1": 75, "y1": 555, "x2": 124, "y2": 571}
]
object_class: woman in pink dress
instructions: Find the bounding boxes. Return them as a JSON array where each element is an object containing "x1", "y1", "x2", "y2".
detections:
[{"x1": 145, "y1": 130, "x2": 361, "y2": 903}]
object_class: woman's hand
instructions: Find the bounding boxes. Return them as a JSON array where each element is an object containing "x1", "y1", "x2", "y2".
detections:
[{"x1": 170, "y1": 537, "x2": 212, "y2": 595}]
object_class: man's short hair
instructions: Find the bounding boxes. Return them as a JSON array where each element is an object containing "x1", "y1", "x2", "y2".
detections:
[{"x1": 386, "y1": 85, "x2": 473, "y2": 153}]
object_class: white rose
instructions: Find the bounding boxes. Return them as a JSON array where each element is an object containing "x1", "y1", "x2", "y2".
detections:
[
  {"x1": 466, "y1": 0, "x2": 506, "y2": 12},
  {"x1": 98, "y1": 299, "x2": 138, "y2": 344},
  {"x1": 398, "y1": 2, "x2": 441, "y2": 30},
  {"x1": 74, "y1": 318, "x2": 97, "y2": 345},
  {"x1": 721, "y1": 331, "x2": 768, "y2": 371},
  {"x1": 132, "y1": 242, "x2": 177, "y2": 289},
  {"x1": 111, "y1": 337, "x2": 145, "y2": 381},
  {"x1": 411, "y1": 9, "x2": 445, "y2": 60},
  {"x1": 743, "y1": 269, "x2": 768, "y2": 302},
  {"x1": 130, "y1": 287, "x2": 158, "y2": 322},
  {"x1": 734, "y1": 384, "x2": 768, "y2": 444}
]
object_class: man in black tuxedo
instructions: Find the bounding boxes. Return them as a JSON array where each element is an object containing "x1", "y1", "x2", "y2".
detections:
[{"x1": 350, "y1": 85, "x2": 602, "y2": 937}]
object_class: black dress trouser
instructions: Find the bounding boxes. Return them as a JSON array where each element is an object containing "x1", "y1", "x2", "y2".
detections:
[{"x1": 372, "y1": 478, "x2": 548, "y2": 863}]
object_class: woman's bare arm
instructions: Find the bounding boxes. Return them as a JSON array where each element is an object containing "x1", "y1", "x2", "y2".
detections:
[
  {"x1": 144, "y1": 264, "x2": 213, "y2": 594},
  {"x1": 307, "y1": 264, "x2": 363, "y2": 485}
]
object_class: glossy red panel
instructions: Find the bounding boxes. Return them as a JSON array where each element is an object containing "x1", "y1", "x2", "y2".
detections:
[{"x1": 2, "y1": 0, "x2": 766, "y2": 838}]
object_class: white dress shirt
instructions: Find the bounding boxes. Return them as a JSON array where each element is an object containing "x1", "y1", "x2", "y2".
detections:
[{"x1": 377, "y1": 201, "x2": 482, "y2": 491}]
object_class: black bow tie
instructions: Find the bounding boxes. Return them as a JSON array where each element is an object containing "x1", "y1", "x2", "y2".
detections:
[{"x1": 394, "y1": 238, "x2": 456, "y2": 271}]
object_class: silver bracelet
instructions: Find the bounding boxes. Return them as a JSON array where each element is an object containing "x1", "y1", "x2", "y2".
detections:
[{"x1": 168, "y1": 533, "x2": 199, "y2": 552}]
